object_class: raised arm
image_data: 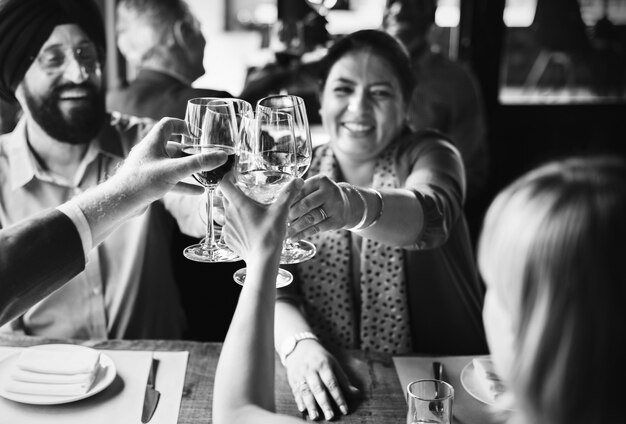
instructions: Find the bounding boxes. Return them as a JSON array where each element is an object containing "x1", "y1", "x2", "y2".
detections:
[
  {"x1": 287, "y1": 133, "x2": 466, "y2": 249},
  {"x1": 212, "y1": 175, "x2": 303, "y2": 424}
]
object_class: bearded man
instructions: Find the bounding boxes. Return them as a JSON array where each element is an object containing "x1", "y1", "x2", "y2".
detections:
[{"x1": 0, "y1": 0, "x2": 203, "y2": 339}]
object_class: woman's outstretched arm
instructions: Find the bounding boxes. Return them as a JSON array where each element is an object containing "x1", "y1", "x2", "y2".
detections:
[{"x1": 212, "y1": 175, "x2": 304, "y2": 424}]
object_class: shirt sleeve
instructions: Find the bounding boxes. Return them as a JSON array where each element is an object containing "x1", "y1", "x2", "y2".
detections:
[
  {"x1": 396, "y1": 130, "x2": 466, "y2": 249},
  {"x1": 56, "y1": 200, "x2": 92, "y2": 263}
]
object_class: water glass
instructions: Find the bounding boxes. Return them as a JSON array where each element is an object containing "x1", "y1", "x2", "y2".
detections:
[{"x1": 407, "y1": 379, "x2": 454, "y2": 424}]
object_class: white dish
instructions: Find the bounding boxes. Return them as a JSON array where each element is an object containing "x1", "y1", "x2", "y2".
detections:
[
  {"x1": 0, "y1": 344, "x2": 116, "y2": 405},
  {"x1": 460, "y1": 360, "x2": 512, "y2": 410}
]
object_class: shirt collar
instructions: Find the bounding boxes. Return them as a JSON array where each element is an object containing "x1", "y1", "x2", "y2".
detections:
[{"x1": 7, "y1": 114, "x2": 124, "y2": 190}]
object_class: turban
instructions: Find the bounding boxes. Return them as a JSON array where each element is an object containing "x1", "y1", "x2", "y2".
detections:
[{"x1": 0, "y1": 0, "x2": 106, "y2": 102}]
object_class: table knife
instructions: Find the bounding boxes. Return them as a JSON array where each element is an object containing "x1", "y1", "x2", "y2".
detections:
[{"x1": 141, "y1": 358, "x2": 161, "y2": 423}]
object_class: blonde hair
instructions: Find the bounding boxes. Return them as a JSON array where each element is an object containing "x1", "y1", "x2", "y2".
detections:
[{"x1": 478, "y1": 156, "x2": 626, "y2": 424}]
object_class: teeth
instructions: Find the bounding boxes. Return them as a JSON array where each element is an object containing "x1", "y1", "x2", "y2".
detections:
[
  {"x1": 343, "y1": 122, "x2": 373, "y2": 132},
  {"x1": 60, "y1": 90, "x2": 88, "y2": 99}
]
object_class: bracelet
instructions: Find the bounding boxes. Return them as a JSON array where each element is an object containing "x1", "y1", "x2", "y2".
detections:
[
  {"x1": 337, "y1": 183, "x2": 369, "y2": 231},
  {"x1": 354, "y1": 189, "x2": 384, "y2": 231},
  {"x1": 338, "y1": 183, "x2": 368, "y2": 230},
  {"x1": 351, "y1": 187, "x2": 369, "y2": 230}
]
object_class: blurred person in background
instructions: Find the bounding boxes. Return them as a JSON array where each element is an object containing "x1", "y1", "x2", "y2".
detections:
[
  {"x1": 382, "y1": 0, "x2": 488, "y2": 202},
  {"x1": 107, "y1": 0, "x2": 231, "y2": 120},
  {"x1": 478, "y1": 155, "x2": 625, "y2": 424}
]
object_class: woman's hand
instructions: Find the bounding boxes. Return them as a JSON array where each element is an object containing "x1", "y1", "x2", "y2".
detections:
[
  {"x1": 286, "y1": 175, "x2": 355, "y2": 240},
  {"x1": 220, "y1": 173, "x2": 303, "y2": 263},
  {"x1": 284, "y1": 339, "x2": 360, "y2": 420}
]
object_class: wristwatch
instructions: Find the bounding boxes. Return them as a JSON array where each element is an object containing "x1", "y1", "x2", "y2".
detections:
[{"x1": 278, "y1": 331, "x2": 318, "y2": 366}]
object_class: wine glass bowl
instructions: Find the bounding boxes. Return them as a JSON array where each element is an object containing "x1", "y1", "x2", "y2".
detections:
[
  {"x1": 182, "y1": 98, "x2": 241, "y2": 263},
  {"x1": 256, "y1": 95, "x2": 317, "y2": 265}
]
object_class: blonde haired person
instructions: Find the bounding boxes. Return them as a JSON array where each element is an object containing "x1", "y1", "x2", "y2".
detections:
[{"x1": 478, "y1": 156, "x2": 626, "y2": 424}]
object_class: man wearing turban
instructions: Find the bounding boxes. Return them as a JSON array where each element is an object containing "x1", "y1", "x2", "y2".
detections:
[{"x1": 0, "y1": 0, "x2": 203, "y2": 340}]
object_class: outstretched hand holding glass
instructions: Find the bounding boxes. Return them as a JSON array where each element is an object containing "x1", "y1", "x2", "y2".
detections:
[
  {"x1": 256, "y1": 95, "x2": 316, "y2": 264},
  {"x1": 232, "y1": 108, "x2": 298, "y2": 287}
]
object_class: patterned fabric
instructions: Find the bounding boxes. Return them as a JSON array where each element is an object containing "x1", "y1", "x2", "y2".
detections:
[{"x1": 296, "y1": 143, "x2": 412, "y2": 354}]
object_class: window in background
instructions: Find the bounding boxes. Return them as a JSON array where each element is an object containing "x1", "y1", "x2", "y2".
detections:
[{"x1": 499, "y1": 0, "x2": 626, "y2": 104}]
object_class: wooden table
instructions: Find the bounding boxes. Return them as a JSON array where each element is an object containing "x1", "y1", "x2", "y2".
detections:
[{"x1": 0, "y1": 335, "x2": 406, "y2": 423}]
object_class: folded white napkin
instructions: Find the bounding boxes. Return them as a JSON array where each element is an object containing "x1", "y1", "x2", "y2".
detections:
[
  {"x1": 16, "y1": 349, "x2": 100, "y2": 374},
  {"x1": 472, "y1": 357, "x2": 507, "y2": 401},
  {"x1": 11, "y1": 368, "x2": 97, "y2": 385},
  {"x1": 4, "y1": 348, "x2": 101, "y2": 397},
  {"x1": 4, "y1": 380, "x2": 96, "y2": 397}
]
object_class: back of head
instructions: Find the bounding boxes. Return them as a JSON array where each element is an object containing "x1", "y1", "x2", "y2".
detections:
[
  {"x1": 381, "y1": 0, "x2": 436, "y2": 56},
  {"x1": 478, "y1": 156, "x2": 626, "y2": 424},
  {"x1": 0, "y1": 0, "x2": 105, "y2": 102},
  {"x1": 317, "y1": 29, "x2": 415, "y2": 105},
  {"x1": 116, "y1": 0, "x2": 191, "y2": 66}
]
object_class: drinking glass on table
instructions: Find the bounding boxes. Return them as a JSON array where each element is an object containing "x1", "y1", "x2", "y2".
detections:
[
  {"x1": 232, "y1": 108, "x2": 298, "y2": 287},
  {"x1": 406, "y1": 379, "x2": 454, "y2": 424},
  {"x1": 256, "y1": 95, "x2": 316, "y2": 264},
  {"x1": 182, "y1": 98, "x2": 240, "y2": 263}
]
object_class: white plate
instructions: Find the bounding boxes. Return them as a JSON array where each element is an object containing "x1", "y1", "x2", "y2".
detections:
[
  {"x1": 460, "y1": 360, "x2": 513, "y2": 410},
  {"x1": 0, "y1": 344, "x2": 116, "y2": 405}
]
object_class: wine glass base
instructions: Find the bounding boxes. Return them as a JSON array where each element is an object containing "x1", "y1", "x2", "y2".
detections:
[
  {"x1": 233, "y1": 267, "x2": 293, "y2": 288},
  {"x1": 280, "y1": 240, "x2": 317, "y2": 264},
  {"x1": 183, "y1": 244, "x2": 241, "y2": 263}
]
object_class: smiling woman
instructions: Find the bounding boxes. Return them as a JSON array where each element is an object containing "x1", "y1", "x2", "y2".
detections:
[{"x1": 273, "y1": 29, "x2": 488, "y2": 421}]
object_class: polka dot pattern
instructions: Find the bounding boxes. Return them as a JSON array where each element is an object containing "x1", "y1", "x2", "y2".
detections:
[{"x1": 295, "y1": 144, "x2": 412, "y2": 354}]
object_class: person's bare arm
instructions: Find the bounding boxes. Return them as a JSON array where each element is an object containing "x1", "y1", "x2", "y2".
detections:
[{"x1": 213, "y1": 176, "x2": 303, "y2": 424}]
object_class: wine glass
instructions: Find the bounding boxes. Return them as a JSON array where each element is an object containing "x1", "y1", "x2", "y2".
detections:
[
  {"x1": 256, "y1": 95, "x2": 316, "y2": 264},
  {"x1": 210, "y1": 98, "x2": 254, "y2": 247},
  {"x1": 182, "y1": 98, "x2": 240, "y2": 263},
  {"x1": 232, "y1": 108, "x2": 298, "y2": 287}
]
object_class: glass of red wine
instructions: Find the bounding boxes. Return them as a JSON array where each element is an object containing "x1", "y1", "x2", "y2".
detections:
[{"x1": 182, "y1": 98, "x2": 240, "y2": 263}]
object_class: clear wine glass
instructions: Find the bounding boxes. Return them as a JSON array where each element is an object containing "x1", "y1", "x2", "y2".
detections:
[
  {"x1": 182, "y1": 98, "x2": 240, "y2": 263},
  {"x1": 232, "y1": 108, "x2": 298, "y2": 287},
  {"x1": 210, "y1": 98, "x2": 254, "y2": 249},
  {"x1": 256, "y1": 95, "x2": 316, "y2": 264}
]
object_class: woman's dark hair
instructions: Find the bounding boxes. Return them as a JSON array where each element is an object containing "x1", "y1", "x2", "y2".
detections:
[{"x1": 317, "y1": 29, "x2": 415, "y2": 104}]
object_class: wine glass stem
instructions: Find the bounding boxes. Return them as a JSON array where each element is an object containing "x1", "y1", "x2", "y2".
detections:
[
  {"x1": 284, "y1": 222, "x2": 294, "y2": 250},
  {"x1": 203, "y1": 187, "x2": 217, "y2": 250}
]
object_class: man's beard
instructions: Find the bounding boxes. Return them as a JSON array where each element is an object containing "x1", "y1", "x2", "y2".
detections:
[{"x1": 22, "y1": 81, "x2": 106, "y2": 145}]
